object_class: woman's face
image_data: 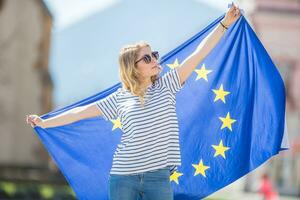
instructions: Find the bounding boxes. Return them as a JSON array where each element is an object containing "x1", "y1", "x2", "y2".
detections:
[{"x1": 135, "y1": 46, "x2": 160, "y2": 79}]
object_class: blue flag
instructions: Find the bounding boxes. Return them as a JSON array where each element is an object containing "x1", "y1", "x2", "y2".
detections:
[{"x1": 34, "y1": 15, "x2": 288, "y2": 199}]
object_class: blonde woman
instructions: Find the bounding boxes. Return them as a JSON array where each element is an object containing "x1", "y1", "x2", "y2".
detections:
[{"x1": 26, "y1": 5, "x2": 241, "y2": 200}]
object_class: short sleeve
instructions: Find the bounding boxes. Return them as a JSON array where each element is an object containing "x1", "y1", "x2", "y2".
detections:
[
  {"x1": 95, "y1": 91, "x2": 118, "y2": 121},
  {"x1": 160, "y1": 68, "x2": 185, "y2": 94}
]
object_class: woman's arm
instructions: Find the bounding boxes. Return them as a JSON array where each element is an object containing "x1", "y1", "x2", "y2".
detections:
[
  {"x1": 177, "y1": 4, "x2": 241, "y2": 85},
  {"x1": 26, "y1": 104, "x2": 102, "y2": 129}
]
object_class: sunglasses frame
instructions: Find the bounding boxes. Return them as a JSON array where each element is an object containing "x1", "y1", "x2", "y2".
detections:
[{"x1": 135, "y1": 51, "x2": 159, "y2": 64}]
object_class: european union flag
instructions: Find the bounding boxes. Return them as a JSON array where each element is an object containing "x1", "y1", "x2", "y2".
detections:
[{"x1": 34, "y1": 15, "x2": 288, "y2": 199}]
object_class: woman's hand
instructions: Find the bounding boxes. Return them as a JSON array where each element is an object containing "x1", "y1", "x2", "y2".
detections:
[
  {"x1": 26, "y1": 114, "x2": 45, "y2": 128},
  {"x1": 222, "y1": 3, "x2": 241, "y2": 27}
]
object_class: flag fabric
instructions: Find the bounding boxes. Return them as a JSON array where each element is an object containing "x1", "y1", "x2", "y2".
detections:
[{"x1": 34, "y1": 15, "x2": 288, "y2": 200}]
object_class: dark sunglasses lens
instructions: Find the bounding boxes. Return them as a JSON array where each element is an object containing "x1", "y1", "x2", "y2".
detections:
[
  {"x1": 143, "y1": 55, "x2": 152, "y2": 64},
  {"x1": 152, "y1": 51, "x2": 159, "y2": 60}
]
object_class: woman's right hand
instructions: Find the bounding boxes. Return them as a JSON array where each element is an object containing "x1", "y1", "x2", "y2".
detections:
[
  {"x1": 222, "y1": 3, "x2": 241, "y2": 27},
  {"x1": 26, "y1": 114, "x2": 45, "y2": 128}
]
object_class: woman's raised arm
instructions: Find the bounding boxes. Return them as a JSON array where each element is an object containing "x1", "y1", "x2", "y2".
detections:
[
  {"x1": 26, "y1": 103, "x2": 102, "y2": 129},
  {"x1": 177, "y1": 4, "x2": 241, "y2": 85}
]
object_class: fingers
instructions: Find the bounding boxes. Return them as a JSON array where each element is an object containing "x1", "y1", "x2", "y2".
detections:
[
  {"x1": 233, "y1": 3, "x2": 237, "y2": 10},
  {"x1": 229, "y1": 2, "x2": 237, "y2": 9},
  {"x1": 229, "y1": 3, "x2": 235, "y2": 12},
  {"x1": 26, "y1": 115, "x2": 37, "y2": 127},
  {"x1": 235, "y1": 8, "x2": 241, "y2": 18},
  {"x1": 234, "y1": 8, "x2": 239, "y2": 17},
  {"x1": 230, "y1": 3, "x2": 241, "y2": 18}
]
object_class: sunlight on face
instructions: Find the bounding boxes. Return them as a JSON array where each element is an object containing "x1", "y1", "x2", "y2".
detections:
[{"x1": 135, "y1": 46, "x2": 160, "y2": 79}]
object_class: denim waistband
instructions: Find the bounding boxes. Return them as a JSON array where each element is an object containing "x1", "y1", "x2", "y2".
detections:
[{"x1": 119, "y1": 167, "x2": 170, "y2": 176}]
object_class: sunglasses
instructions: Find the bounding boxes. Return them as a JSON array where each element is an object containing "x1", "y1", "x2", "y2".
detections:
[{"x1": 135, "y1": 51, "x2": 159, "y2": 64}]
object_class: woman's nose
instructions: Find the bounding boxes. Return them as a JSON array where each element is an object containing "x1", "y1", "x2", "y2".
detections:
[{"x1": 151, "y1": 56, "x2": 158, "y2": 64}]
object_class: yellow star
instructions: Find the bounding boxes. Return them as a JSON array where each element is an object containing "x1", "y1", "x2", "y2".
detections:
[
  {"x1": 166, "y1": 58, "x2": 180, "y2": 69},
  {"x1": 212, "y1": 84, "x2": 230, "y2": 103},
  {"x1": 194, "y1": 64, "x2": 212, "y2": 82},
  {"x1": 170, "y1": 171, "x2": 183, "y2": 184},
  {"x1": 219, "y1": 112, "x2": 236, "y2": 131},
  {"x1": 192, "y1": 159, "x2": 210, "y2": 177},
  {"x1": 212, "y1": 140, "x2": 230, "y2": 159},
  {"x1": 111, "y1": 117, "x2": 122, "y2": 130}
]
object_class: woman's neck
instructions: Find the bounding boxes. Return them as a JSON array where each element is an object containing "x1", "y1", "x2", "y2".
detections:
[{"x1": 140, "y1": 79, "x2": 153, "y2": 91}]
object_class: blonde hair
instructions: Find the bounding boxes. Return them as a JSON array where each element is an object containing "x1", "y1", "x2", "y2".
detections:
[{"x1": 118, "y1": 41, "x2": 161, "y2": 106}]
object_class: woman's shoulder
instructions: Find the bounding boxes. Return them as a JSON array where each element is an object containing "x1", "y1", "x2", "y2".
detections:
[
  {"x1": 115, "y1": 87, "x2": 134, "y2": 97},
  {"x1": 115, "y1": 87, "x2": 127, "y2": 95}
]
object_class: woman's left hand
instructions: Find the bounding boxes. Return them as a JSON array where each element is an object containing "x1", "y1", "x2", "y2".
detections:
[{"x1": 222, "y1": 3, "x2": 242, "y2": 27}]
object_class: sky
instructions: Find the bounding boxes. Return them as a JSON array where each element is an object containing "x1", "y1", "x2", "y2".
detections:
[
  {"x1": 44, "y1": 0, "x2": 121, "y2": 29},
  {"x1": 43, "y1": 0, "x2": 235, "y2": 107},
  {"x1": 44, "y1": 0, "x2": 231, "y2": 30}
]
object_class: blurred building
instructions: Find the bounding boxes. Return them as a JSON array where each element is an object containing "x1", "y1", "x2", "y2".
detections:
[
  {"x1": 0, "y1": 0, "x2": 53, "y2": 169},
  {"x1": 240, "y1": 0, "x2": 300, "y2": 197}
]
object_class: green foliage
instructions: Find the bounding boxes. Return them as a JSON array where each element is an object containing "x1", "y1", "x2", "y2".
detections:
[
  {"x1": 0, "y1": 181, "x2": 77, "y2": 199},
  {"x1": 0, "y1": 182, "x2": 17, "y2": 196},
  {"x1": 39, "y1": 185, "x2": 55, "y2": 199}
]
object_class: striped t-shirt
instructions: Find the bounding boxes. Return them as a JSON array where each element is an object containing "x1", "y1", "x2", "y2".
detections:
[{"x1": 96, "y1": 68, "x2": 185, "y2": 175}]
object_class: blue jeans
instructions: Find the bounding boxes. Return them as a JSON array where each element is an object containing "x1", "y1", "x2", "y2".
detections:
[{"x1": 109, "y1": 167, "x2": 173, "y2": 200}]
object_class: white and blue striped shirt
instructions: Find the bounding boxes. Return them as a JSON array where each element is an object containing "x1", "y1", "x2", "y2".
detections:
[{"x1": 96, "y1": 68, "x2": 185, "y2": 175}]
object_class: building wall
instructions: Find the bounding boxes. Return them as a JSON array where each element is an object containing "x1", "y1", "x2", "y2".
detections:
[{"x1": 0, "y1": 0, "x2": 53, "y2": 166}]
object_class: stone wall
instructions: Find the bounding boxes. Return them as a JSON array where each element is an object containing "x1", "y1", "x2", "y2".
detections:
[{"x1": 0, "y1": 0, "x2": 53, "y2": 166}]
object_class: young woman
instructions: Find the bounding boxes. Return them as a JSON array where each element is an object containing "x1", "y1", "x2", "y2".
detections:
[{"x1": 26, "y1": 5, "x2": 241, "y2": 200}]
